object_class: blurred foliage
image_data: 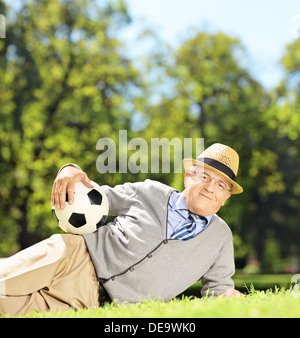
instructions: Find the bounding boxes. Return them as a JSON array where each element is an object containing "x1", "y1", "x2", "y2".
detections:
[
  {"x1": 0, "y1": 0, "x2": 300, "y2": 273},
  {"x1": 0, "y1": 0, "x2": 142, "y2": 253}
]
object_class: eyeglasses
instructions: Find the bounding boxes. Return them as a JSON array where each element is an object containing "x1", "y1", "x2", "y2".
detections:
[{"x1": 187, "y1": 168, "x2": 232, "y2": 192}]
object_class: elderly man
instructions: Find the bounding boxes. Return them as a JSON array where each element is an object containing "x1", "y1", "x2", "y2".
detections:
[{"x1": 0, "y1": 143, "x2": 242, "y2": 315}]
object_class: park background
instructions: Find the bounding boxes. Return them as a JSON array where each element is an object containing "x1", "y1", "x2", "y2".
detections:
[{"x1": 0, "y1": 0, "x2": 300, "y2": 288}]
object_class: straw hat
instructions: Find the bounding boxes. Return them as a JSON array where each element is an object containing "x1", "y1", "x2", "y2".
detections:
[{"x1": 183, "y1": 143, "x2": 243, "y2": 194}]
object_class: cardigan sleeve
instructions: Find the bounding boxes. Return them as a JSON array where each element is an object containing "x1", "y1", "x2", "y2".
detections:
[
  {"x1": 101, "y1": 181, "x2": 143, "y2": 216},
  {"x1": 200, "y1": 233, "x2": 235, "y2": 297},
  {"x1": 58, "y1": 163, "x2": 82, "y2": 173},
  {"x1": 57, "y1": 164, "x2": 144, "y2": 217}
]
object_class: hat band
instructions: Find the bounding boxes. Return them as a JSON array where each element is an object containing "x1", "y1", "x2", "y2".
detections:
[{"x1": 196, "y1": 157, "x2": 236, "y2": 182}]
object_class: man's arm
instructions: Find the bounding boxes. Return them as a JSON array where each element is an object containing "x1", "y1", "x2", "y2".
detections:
[
  {"x1": 201, "y1": 234, "x2": 237, "y2": 297},
  {"x1": 51, "y1": 164, "x2": 94, "y2": 210}
]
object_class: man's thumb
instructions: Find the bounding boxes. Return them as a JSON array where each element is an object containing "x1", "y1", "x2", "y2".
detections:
[{"x1": 83, "y1": 175, "x2": 94, "y2": 188}]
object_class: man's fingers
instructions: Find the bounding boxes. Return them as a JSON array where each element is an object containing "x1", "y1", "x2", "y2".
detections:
[
  {"x1": 82, "y1": 174, "x2": 94, "y2": 188},
  {"x1": 55, "y1": 182, "x2": 62, "y2": 209},
  {"x1": 51, "y1": 170, "x2": 94, "y2": 210},
  {"x1": 220, "y1": 288, "x2": 244, "y2": 298},
  {"x1": 67, "y1": 182, "x2": 75, "y2": 205},
  {"x1": 65, "y1": 177, "x2": 92, "y2": 206},
  {"x1": 58, "y1": 180, "x2": 69, "y2": 209},
  {"x1": 51, "y1": 181, "x2": 57, "y2": 207}
]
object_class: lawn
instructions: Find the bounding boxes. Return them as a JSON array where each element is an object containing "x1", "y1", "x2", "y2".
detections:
[
  {"x1": 2, "y1": 283, "x2": 300, "y2": 319},
  {"x1": 0, "y1": 273, "x2": 299, "y2": 318},
  {"x1": 180, "y1": 273, "x2": 294, "y2": 297}
]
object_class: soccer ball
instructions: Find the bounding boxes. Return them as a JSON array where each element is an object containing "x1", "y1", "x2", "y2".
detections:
[{"x1": 52, "y1": 181, "x2": 109, "y2": 235}]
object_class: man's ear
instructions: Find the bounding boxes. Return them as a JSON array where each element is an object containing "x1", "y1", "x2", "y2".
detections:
[{"x1": 184, "y1": 171, "x2": 190, "y2": 188}]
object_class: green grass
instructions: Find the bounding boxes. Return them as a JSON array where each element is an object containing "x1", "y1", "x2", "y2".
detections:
[
  {"x1": 3, "y1": 287, "x2": 300, "y2": 318},
  {"x1": 234, "y1": 273, "x2": 294, "y2": 291},
  {"x1": 181, "y1": 273, "x2": 294, "y2": 297},
  {"x1": 1, "y1": 274, "x2": 299, "y2": 318}
]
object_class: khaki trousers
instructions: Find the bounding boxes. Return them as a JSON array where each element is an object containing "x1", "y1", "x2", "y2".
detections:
[{"x1": 0, "y1": 234, "x2": 99, "y2": 316}]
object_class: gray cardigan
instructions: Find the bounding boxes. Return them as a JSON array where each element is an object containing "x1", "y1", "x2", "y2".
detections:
[{"x1": 83, "y1": 179, "x2": 235, "y2": 304}]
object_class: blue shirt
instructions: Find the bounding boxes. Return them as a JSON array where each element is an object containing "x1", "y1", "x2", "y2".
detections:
[{"x1": 167, "y1": 191, "x2": 213, "y2": 239}]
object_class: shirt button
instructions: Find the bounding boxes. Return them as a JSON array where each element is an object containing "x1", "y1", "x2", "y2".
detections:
[
  {"x1": 111, "y1": 277, "x2": 115, "y2": 281},
  {"x1": 147, "y1": 253, "x2": 152, "y2": 258},
  {"x1": 163, "y1": 240, "x2": 168, "y2": 244},
  {"x1": 130, "y1": 267, "x2": 134, "y2": 272}
]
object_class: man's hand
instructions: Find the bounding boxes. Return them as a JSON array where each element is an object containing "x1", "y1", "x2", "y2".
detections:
[
  {"x1": 220, "y1": 288, "x2": 244, "y2": 298},
  {"x1": 51, "y1": 165, "x2": 94, "y2": 210}
]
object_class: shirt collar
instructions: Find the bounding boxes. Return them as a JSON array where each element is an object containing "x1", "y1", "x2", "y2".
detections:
[
  {"x1": 173, "y1": 192, "x2": 189, "y2": 211},
  {"x1": 170, "y1": 191, "x2": 213, "y2": 223}
]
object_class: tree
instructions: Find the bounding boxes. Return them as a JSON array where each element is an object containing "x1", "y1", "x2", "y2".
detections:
[
  {"x1": 256, "y1": 36, "x2": 300, "y2": 267},
  {"x1": 0, "y1": 0, "x2": 141, "y2": 254}
]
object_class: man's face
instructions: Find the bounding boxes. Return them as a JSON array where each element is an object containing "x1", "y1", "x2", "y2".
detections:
[{"x1": 183, "y1": 165, "x2": 232, "y2": 216}]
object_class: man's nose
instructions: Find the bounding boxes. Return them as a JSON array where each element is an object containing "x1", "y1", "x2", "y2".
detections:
[{"x1": 203, "y1": 179, "x2": 215, "y2": 192}]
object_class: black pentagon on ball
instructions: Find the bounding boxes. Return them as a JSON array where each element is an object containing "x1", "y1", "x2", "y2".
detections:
[
  {"x1": 87, "y1": 189, "x2": 103, "y2": 205},
  {"x1": 96, "y1": 215, "x2": 107, "y2": 229},
  {"x1": 68, "y1": 213, "x2": 87, "y2": 228},
  {"x1": 52, "y1": 209, "x2": 59, "y2": 224}
]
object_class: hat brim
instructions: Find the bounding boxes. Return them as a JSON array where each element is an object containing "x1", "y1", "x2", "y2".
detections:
[{"x1": 183, "y1": 158, "x2": 243, "y2": 194}]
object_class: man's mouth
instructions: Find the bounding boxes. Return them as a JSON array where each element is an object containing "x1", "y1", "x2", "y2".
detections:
[{"x1": 199, "y1": 192, "x2": 212, "y2": 200}]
